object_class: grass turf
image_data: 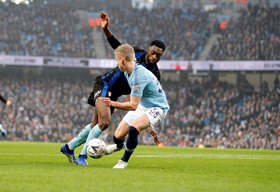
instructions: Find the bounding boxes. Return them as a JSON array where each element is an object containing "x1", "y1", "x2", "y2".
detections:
[{"x1": 0, "y1": 141, "x2": 279, "y2": 192}]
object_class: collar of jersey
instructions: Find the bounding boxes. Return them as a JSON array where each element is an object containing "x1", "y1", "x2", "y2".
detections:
[{"x1": 125, "y1": 64, "x2": 138, "y2": 78}]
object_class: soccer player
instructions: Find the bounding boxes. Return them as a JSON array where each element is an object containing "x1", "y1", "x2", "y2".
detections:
[
  {"x1": 102, "y1": 44, "x2": 169, "y2": 169},
  {"x1": 60, "y1": 11, "x2": 166, "y2": 165},
  {"x1": 0, "y1": 94, "x2": 12, "y2": 107},
  {"x1": 100, "y1": 11, "x2": 163, "y2": 81},
  {"x1": 0, "y1": 94, "x2": 12, "y2": 137}
]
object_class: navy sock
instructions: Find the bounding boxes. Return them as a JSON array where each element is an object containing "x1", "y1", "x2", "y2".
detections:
[
  {"x1": 121, "y1": 126, "x2": 139, "y2": 162},
  {"x1": 113, "y1": 135, "x2": 125, "y2": 149},
  {"x1": 66, "y1": 144, "x2": 73, "y2": 153}
]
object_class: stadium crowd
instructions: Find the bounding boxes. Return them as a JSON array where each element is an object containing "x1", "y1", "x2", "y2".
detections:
[
  {"x1": 1, "y1": 1, "x2": 279, "y2": 60},
  {"x1": 208, "y1": 5, "x2": 280, "y2": 60},
  {"x1": 1, "y1": 69, "x2": 279, "y2": 150},
  {"x1": 0, "y1": 0, "x2": 209, "y2": 60},
  {"x1": 103, "y1": 6, "x2": 210, "y2": 60},
  {"x1": 0, "y1": 2, "x2": 97, "y2": 58}
]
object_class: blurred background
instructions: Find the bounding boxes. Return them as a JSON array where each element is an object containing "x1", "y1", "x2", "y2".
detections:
[{"x1": 0, "y1": 0, "x2": 279, "y2": 149}]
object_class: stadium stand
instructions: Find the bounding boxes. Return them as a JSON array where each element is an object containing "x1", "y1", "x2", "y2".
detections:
[
  {"x1": 0, "y1": 0, "x2": 279, "y2": 149},
  {"x1": 208, "y1": 5, "x2": 280, "y2": 60},
  {"x1": 1, "y1": 1, "x2": 279, "y2": 60},
  {"x1": 0, "y1": 0, "x2": 210, "y2": 60},
  {"x1": 1, "y1": 68, "x2": 279, "y2": 149}
]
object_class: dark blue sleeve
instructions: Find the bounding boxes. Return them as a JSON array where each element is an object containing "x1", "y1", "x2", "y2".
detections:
[
  {"x1": 0, "y1": 94, "x2": 7, "y2": 104},
  {"x1": 107, "y1": 35, "x2": 122, "y2": 50}
]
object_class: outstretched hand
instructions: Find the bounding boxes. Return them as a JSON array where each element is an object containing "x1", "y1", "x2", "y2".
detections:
[{"x1": 100, "y1": 11, "x2": 109, "y2": 29}]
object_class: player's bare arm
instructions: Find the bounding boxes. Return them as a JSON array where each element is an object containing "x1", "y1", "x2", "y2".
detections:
[{"x1": 102, "y1": 95, "x2": 140, "y2": 110}]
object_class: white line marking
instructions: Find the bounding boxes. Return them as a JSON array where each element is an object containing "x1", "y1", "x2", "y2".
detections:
[
  {"x1": 0, "y1": 152, "x2": 61, "y2": 157},
  {"x1": 135, "y1": 154, "x2": 280, "y2": 160},
  {"x1": 0, "y1": 153, "x2": 279, "y2": 160}
]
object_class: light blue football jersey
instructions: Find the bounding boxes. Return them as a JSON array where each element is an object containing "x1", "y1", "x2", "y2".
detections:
[{"x1": 124, "y1": 64, "x2": 170, "y2": 112}]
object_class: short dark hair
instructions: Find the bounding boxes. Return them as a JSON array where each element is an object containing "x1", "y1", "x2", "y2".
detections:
[{"x1": 150, "y1": 40, "x2": 166, "y2": 51}]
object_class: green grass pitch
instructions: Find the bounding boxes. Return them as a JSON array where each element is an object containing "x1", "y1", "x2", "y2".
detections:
[{"x1": 0, "y1": 142, "x2": 279, "y2": 192}]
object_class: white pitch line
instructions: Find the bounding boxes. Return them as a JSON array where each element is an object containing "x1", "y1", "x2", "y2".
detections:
[
  {"x1": 0, "y1": 152, "x2": 61, "y2": 157},
  {"x1": 0, "y1": 152, "x2": 280, "y2": 160},
  {"x1": 135, "y1": 154, "x2": 280, "y2": 160}
]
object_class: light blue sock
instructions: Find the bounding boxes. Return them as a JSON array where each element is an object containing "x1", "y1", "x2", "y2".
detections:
[
  {"x1": 80, "y1": 124, "x2": 102, "y2": 155},
  {"x1": 68, "y1": 123, "x2": 91, "y2": 150}
]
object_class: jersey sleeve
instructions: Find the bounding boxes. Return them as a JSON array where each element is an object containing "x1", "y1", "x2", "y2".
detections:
[
  {"x1": 0, "y1": 94, "x2": 7, "y2": 104},
  {"x1": 130, "y1": 73, "x2": 149, "y2": 98},
  {"x1": 107, "y1": 35, "x2": 122, "y2": 50}
]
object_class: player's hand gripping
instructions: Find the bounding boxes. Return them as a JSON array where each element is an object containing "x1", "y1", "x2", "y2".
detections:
[
  {"x1": 100, "y1": 11, "x2": 109, "y2": 29},
  {"x1": 148, "y1": 127, "x2": 160, "y2": 145},
  {"x1": 101, "y1": 97, "x2": 112, "y2": 107}
]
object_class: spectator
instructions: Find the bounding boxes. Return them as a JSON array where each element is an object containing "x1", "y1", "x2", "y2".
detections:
[{"x1": 1, "y1": 68, "x2": 279, "y2": 150}]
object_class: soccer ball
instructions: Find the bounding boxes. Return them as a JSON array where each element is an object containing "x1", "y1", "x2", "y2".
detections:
[{"x1": 87, "y1": 138, "x2": 106, "y2": 159}]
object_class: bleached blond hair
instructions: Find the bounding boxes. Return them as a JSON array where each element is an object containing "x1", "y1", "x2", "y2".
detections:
[{"x1": 114, "y1": 43, "x2": 135, "y2": 62}]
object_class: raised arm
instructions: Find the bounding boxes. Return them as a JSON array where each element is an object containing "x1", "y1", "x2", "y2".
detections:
[
  {"x1": 100, "y1": 11, "x2": 122, "y2": 49},
  {"x1": 100, "y1": 11, "x2": 112, "y2": 38}
]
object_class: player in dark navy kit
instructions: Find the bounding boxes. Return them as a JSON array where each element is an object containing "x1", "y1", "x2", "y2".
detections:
[
  {"x1": 0, "y1": 94, "x2": 12, "y2": 137},
  {"x1": 100, "y1": 11, "x2": 163, "y2": 81},
  {"x1": 0, "y1": 95, "x2": 12, "y2": 106},
  {"x1": 60, "y1": 11, "x2": 165, "y2": 166}
]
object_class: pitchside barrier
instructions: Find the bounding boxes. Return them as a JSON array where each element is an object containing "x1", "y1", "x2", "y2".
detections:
[{"x1": 1, "y1": 55, "x2": 279, "y2": 71}]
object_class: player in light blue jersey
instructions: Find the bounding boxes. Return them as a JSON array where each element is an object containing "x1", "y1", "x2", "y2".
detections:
[
  {"x1": 102, "y1": 44, "x2": 169, "y2": 169},
  {"x1": 124, "y1": 65, "x2": 169, "y2": 112}
]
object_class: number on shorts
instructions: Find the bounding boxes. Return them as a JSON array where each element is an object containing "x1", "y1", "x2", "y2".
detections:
[{"x1": 149, "y1": 108, "x2": 160, "y2": 119}]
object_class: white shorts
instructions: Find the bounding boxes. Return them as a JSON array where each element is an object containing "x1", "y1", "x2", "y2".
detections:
[{"x1": 123, "y1": 104, "x2": 166, "y2": 127}]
